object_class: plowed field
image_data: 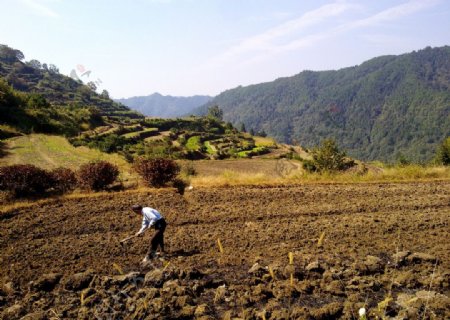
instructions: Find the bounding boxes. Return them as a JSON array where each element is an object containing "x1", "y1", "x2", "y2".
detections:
[{"x1": 1, "y1": 181, "x2": 449, "y2": 319}]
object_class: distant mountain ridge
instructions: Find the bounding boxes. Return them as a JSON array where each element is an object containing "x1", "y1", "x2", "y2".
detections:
[
  {"x1": 194, "y1": 46, "x2": 450, "y2": 163},
  {"x1": 116, "y1": 93, "x2": 212, "y2": 118}
]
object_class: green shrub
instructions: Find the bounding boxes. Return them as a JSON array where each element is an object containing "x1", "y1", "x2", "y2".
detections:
[
  {"x1": 134, "y1": 158, "x2": 180, "y2": 187},
  {"x1": 302, "y1": 159, "x2": 318, "y2": 172},
  {"x1": 0, "y1": 164, "x2": 53, "y2": 197},
  {"x1": 306, "y1": 139, "x2": 355, "y2": 173},
  {"x1": 77, "y1": 161, "x2": 119, "y2": 191},
  {"x1": 435, "y1": 137, "x2": 450, "y2": 165}
]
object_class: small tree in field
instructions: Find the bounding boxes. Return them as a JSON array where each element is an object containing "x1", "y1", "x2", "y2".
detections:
[
  {"x1": 435, "y1": 137, "x2": 450, "y2": 166},
  {"x1": 304, "y1": 139, "x2": 354, "y2": 173},
  {"x1": 134, "y1": 158, "x2": 180, "y2": 187},
  {"x1": 77, "y1": 161, "x2": 119, "y2": 191}
]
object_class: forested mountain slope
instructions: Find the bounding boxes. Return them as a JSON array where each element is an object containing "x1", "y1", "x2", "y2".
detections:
[{"x1": 196, "y1": 46, "x2": 450, "y2": 162}]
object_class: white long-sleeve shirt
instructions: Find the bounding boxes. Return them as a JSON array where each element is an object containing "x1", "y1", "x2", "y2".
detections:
[{"x1": 137, "y1": 207, "x2": 163, "y2": 235}]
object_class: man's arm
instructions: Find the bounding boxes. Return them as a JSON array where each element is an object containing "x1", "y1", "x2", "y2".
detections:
[{"x1": 135, "y1": 217, "x2": 149, "y2": 236}]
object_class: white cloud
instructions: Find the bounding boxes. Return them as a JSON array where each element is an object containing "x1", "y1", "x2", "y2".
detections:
[
  {"x1": 208, "y1": 1, "x2": 358, "y2": 66},
  {"x1": 209, "y1": 0, "x2": 442, "y2": 69},
  {"x1": 21, "y1": 0, "x2": 60, "y2": 18},
  {"x1": 342, "y1": 0, "x2": 440, "y2": 29}
]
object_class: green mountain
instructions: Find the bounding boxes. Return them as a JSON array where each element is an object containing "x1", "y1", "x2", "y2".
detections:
[
  {"x1": 195, "y1": 46, "x2": 450, "y2": 163},
  {"x1": 0, "y1": 44, "x2": 142, "y2": 137},
  {"x1": 116, "y1": 93, "x2": 212, "y2": 118}
]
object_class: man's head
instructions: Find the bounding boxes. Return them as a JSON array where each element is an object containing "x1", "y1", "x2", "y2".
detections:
[{"x1": 132, "y1": 204, "x2": 142, "y2": 214}]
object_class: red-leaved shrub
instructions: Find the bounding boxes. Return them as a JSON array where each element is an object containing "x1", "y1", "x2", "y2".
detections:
[
  {"x1": 50, "y1": 167, "x2": 77, "y2": 194},
  {"x1": 0, "y1": 164, "x2": 53, "y2": 197},
  {"x1": 171, "y1": 177, "x2": 188, "y2": 195},
  {"x1": 77, "y1": 161, "x2": 119, "y2": 191},
  {"x1": 134, "y1": 158, "x2": 180, "y2": 187}
]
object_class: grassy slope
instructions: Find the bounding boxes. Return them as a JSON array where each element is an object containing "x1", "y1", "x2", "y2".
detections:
[
  {"x1": 0, "y1": 134, "x2": 135, "y2": 182},
  {"x1": 1, "y1": 135, "x2": 448, "y2": 192}
]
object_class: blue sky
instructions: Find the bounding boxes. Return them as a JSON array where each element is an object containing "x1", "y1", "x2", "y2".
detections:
[{"x1": 1, "y1": 0, "x2": 449, "y2": 98}]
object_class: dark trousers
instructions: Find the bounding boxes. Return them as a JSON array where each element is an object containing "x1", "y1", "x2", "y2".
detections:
[{"x1": 149, "y1": 218, "x2": 166, "y2": 255}]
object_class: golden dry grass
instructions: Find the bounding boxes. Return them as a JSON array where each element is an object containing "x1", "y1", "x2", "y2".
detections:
[{"x1": 189, "y1": 163, "x2": 450, "y2": 187}]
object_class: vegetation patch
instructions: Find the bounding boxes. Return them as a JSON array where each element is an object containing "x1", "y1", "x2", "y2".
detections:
[
  {"x1": 185, "y1": 135, "x2": 202, "y2": 151},
  {"x1": 77, "y1": 161, "x2": 119, "y2": 191},
  {"x1": 133, "y1": 158, "x2": 180, "y2": 187}
]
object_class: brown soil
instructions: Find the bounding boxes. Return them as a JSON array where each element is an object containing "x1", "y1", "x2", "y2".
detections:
[{"x1": 0, "y1": 181, "x2": 449, "y2": 319}]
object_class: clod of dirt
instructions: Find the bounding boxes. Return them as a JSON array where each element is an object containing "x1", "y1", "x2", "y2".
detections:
[
  {"x1": 175, "y1": 295, "x2": 194, "y2": 309},
  {"x1": 248, "y1": 262, "x2": 266, "y2": 277},
  {"x1": 355, "y1": 255, "x2": 384, "y2": 274},
  {"x1": 180, "y1": 305, "x2": 196, "y2": 317},
  {"x1": 396, "y1": 291, "x2": 450, "y2": 319},
  {"x1": 1, "y1": 303, "x2": 24, "y2": 318},
  {"x1": 322, "y1": 280, "x2": 345, "y2": 296},
  {"x1": 194, "y1": 303, "x2": 208, "y2": 316},
  {"x1": 270, "y1": 308, "x2": 290, "y2": 320},
  {"x1": 64, "y1": 269, "x2": 94, "y2": 291},
  {"x1": 306, "y1": 261, "x2": 324, "y2": 273},
  {"x1": 161, "y1": 279, "x2": 185, "y2": 297},
  {"x1": 1, "y1": 281, "x2": 16, "y2": 296},
  {"x1": 431, "y1": 271, "x2": 449, "y2": 289},
  {"x1": 346, "y1": 276, "x2": 379, "y2": 291},
  {"x1": 393, "y1": 270, "x2": 419, "y2": 288},
  {"x1": 283, "y1": 264, "x2": 296, "y2": 278},
  {"x1": 178, "y1": 267, "x2": 204, "y2": 280},
  {"x1": 290, "y1": 306, "x2": 310, "y2": 319},
  {"x1": 252, "y1": 283, "x2": 274, "y2": 299},
  {"x1": 111, "y1": 271, "x2": 142, "y2": 286},
  {"x1": 407, "y1": 252, "x2": 438, "y2": 264},
  {"x1": 80, "y1": 288, "x2": 98, "y2": 307},
  {"x1": 309, "y1": 302, "x2": 343, "y2": 320},
  {"x1": 391, "y1": 250, "x2": 411, "y2": 266},
  {"x1": 28, "y1": 273, "x2": 61, "y2": 292},
  {"x1": 296, "y1": 280, "x2": 315, "y2": 294},
  {"x1": 20, "y1": 311, "x2": 47, "y2": 320},
  {"x1": 145, "y1": 269, "x2": 165, "y2": 287}
]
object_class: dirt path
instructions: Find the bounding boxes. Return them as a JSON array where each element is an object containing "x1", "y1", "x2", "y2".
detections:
[{"x1": 29, "y1": 135, "x2": 58, "y2": 167}]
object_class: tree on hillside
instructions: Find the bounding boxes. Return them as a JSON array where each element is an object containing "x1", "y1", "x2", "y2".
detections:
[
  {"x1": 101, "y1": 89, "x2": 109, "y2": 99},
  {"x1": 0, "y1": 44, "x2": 24, "y2": 63},
  {"x1": 258, "y1": 130, "x2": 267, "y2": 137},
  {"x1": 207, "y1": 105, "x2": 223, "y2": 120},
  {"x1": 435, "y1": 137, "x2": 450, "y2": 165},
  {"x1": 27, "y1": 59, "x2": 42, "y2": 69},
  {"x1": 240, "y1": 123, "x2": 246, "y2": 133},
  {"x1": 87, "y1": 81, "x2": 97, "y2": 91},
  {"x1": 48, "y1": 64, "x2": 59, "y2": 74}
]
